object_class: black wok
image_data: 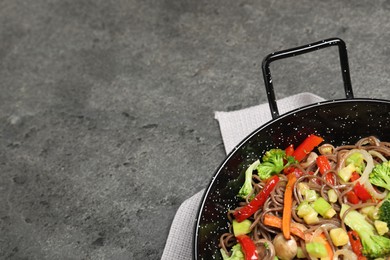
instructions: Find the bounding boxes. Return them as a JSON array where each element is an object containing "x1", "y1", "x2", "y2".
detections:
[{"x1": 193, "y1": 38, "x2": 390, "y2": 259}]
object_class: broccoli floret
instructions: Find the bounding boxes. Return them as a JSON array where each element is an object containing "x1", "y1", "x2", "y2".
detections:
[
  {"x1": 379, "y1": 199, "x2": 390, "y2": 228},
  {"x1": 369, "y1": 161, "x2": 390, "y2": 191},
  {"x1": 256, "y1": 161, "x2": 278, "y2": 180},
  {"x1": 256, "y1": 149, "x2": 296, "y2": 180},
  {"x1": 341, "y1": 204, "x2": 390, "y2": 258},
  {"x1": 237, "y1": 160, "x2": 260, "y2": 199},
  {"x1": 220, "y1": 243, "x2": 244, "y2": 260}
]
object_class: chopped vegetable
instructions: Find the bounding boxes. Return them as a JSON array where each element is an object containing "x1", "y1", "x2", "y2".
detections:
[
  {"x1": 346, "y1": 152, "x2": 365, "y2": 174},
  {"x1": 369, "y1": 161, "x2": 390, "y2": 191},
  {"x1": 297, "y1": 201, "x2": 313, "y2": 217},
  {"x1": 379, "y1": 198, "x2": 390, "y2": 227},
  {"x1": 303, "y1": 189, "x2": 318, "y2": 202},
  {"x1": 353, "y1": 182, "x2": 372, "y2": 202},
  {"x1": 350, "y1": 171, "x2": 361, "y2": 182},
  {"x1": 256, "y1": 149, "x2": 296, "y2": 180},
  {"x1": 329, "y1": 228, "x2": 349, "y2": 246},
  {"x1": 238, "y1": 160, "x2": 260, "y2": 199},
  {"x1": 285, "y1": 167, "x2": 305, "y2": 178},
  {"x1": 236, "y1": 235, "x2": 258, "y2": 260},
  {"x1": 296, "y1": 201, "x2": 319, "y2": 224},
  {"x1": 360, "y1": 205, "x2": 379, "y2": 220},
  {"x1": 327, "y1": 189, "x2": 338, "y2": 203},
  {"x1": 338, "y1": 163, "x2": 356, "y2": 182},
  {"x1": 305, "y1": 242, "x2": 328, "y2": 258},
  {"x1": 374, "y1": 220, "x2": 389, "y2": 236},
  {"x1": 233, "y1": 219, "x2": 252, "y2": 236},
  {"x1": 220, "y1": 243, "x2": 245, "y2": 260},
  {"x1": 325, "y1": 172, "x2": 336, "y2": 185},
  {"x1": 263, "y1": 214, "x2": 305, "y2": 240},
  {"x1": 311, "y1": 197, "x2": 336, "y2": 219},
  {"x1": 285, "y1": 144, "x2": 294, "y2": 157},
  {"x1": 282, "y1": 173, "x2": 297, "y2": 239},
  {"x1": 283, "y1": 144, "x2": 295, "y2": 174},
  {"x1": 312, "y1": 234, "x2": 334, "y2": 260},
  {"x1": 346, "y1": 190, "x2": 360, "y2": 204},
  {"x1": 234, "y1": 175, "x2": 280, "y2": 222},
  {"x1": 316, "y1": 155, "x2": 331, "y2": 174},
  {"x1": 297, "y1": 182, "x2": 309, "y2": 195},
  {"x1": 347, "y1": 230, "x2": 366, "y2": 260},
  {"x1": 318, "y1": 144, "x2": 333, "y2": 155},
  {"x1": 303, "y1": 211, "x2": 319, "y2": 225},
  {"x1": 292, "y1": 134, "x2": 324, "y2": 162},
  {"x1": 341, "y1": 204, "x2": 390, "y2": 258}
]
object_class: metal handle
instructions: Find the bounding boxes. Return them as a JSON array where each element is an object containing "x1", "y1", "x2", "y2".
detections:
[{"x1": 262, "y1": 37, "x2": 354, "y2": 119}]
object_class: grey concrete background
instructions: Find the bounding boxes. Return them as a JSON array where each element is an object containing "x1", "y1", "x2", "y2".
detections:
[{"x1": 0, "y1": 0, "x2": 389, "y2": 259}]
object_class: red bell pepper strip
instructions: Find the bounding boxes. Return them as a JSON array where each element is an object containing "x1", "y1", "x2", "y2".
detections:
[
  {"x1": 316, "y1": 155, "x2": 335, "y2": 185},
  {"x1": 324, "y1": 173, "x2": 335, "y2": 185},
  {"x1": 346, "y1": 190, "x2": 360, "y2": 204},
  {"x1": 316, "y1": 155, "x2": 331, "y2": 174},
  {"x1": 350, "y1": 171, "x2": 360, "y2": 182},
  {"x1": 348, "y1": 230, "x2": 367, "y2": 260},
  {"x1": 353, "y1": 182, "x2": 372, "y2": 202},
  {"x1": 233, "y1": 175, "x2": 280, "y2": 222},
  {"x1": 283, "y1": 145, "x2": 295, "y2": 174},
  {"x1": 285, "y1": 144, "x2": 294, "y2": 157},
  {"x1": 292, "y1": 134, "x2": 324, "y2": 162},
  {"x1": 284, "y1": 166, "x2": 304, "y2": 178},
  {"x1": 290, "y1": 168, "x2": 305, "y2": 178},
  {"x1": 236, "y1": 235, "x2": 258, "y2": 260},
  {"x1": 283, "y1": 166, "x2": 293, "y2": 175}
]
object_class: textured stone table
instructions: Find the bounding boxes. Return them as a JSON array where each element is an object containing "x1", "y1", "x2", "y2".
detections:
[{"x1": 1, "y1": 1, "x2": 389, "y2": 259}]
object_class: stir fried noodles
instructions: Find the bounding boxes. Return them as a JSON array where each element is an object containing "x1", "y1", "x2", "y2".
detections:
[{"x1": 219, "y1": 135, "x2": 390, "y2": 260}]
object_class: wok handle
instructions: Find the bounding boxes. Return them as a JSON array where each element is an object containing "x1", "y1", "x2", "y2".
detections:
[{"x1": 262, "y1": 37, "x2": 353, "y2": 119}]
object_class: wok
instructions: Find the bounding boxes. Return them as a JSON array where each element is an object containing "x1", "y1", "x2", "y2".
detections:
[{"x1": 193, "y1": 38, "x2": 390, "y2": 259}]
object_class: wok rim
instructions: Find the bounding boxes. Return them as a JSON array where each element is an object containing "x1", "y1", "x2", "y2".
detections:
[{"x1": 193, "y1": 97, "x2": 390, "y2": 259}]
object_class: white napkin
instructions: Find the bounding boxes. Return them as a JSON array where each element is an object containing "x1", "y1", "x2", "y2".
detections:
[{"x1": 161, "y1": 92, "x2": 325, "y2": 260}]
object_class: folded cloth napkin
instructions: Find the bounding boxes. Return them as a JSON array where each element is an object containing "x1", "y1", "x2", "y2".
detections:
[{"x1": 161, "y1": 92, "x2": 325, "y2": 260}]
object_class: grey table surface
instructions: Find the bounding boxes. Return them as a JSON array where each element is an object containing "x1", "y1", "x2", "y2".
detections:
[{"x1": 1, "y1": 0, "x2": 390, "y2": 259}]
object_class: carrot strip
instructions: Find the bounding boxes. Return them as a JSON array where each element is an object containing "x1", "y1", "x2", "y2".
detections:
[
  {"x1": 319, "y1": 234, "x2": 334, "y2": 260},
  {"x1": 282, "y1": 173, "x2": 297, "y2": 240},
  {"x1": 263, "y1": 214, "x2": 306, "y2": 240},
  {"x1": 263, "y1": 214, "x2": 282, "y2": 228}
]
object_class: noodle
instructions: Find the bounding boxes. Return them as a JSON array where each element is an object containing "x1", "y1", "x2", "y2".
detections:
[{"x1": 218, "y1": 136, "x2": 390, "y2": 259}]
